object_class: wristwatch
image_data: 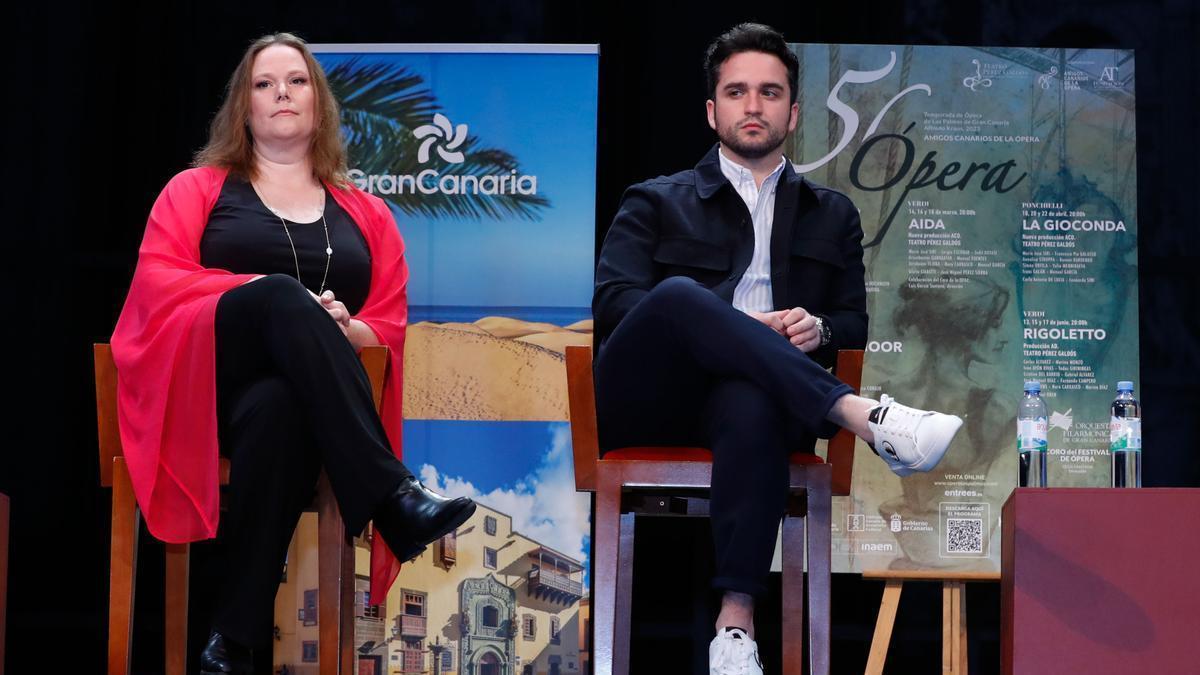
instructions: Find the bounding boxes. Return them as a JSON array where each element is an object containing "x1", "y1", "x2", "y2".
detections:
[{"x1": 813, "y1": 316, "x2": 832, "y2": 347}]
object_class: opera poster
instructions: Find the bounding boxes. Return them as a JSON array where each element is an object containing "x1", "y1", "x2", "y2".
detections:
[
  {"x1": 785, "y1": 44, "x2": 1138, "y2": 573},
  {"x1": 268, "y1": 45, "x2": 598, "y2": 675}
]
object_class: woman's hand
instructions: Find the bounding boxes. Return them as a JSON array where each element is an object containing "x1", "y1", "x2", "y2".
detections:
[
  {"x1": 310, "y1": 289, "x2": 381, "y2": 351},
  {"x1": 316, "y1": 290, "x2": 351, "y2": 335}
]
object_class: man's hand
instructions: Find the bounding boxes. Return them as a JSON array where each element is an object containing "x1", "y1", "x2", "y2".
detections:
[
  {"x1": 781, "y1": 306, "x2": 821, "y2": 353},
  {"x1": 747, "y1": 309, "x2": 788, "y2": 336}
]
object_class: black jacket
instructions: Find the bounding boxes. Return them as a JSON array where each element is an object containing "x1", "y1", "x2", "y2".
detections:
[{"x1": 594, "y1": 144, "x2": 868, "y2": 368}]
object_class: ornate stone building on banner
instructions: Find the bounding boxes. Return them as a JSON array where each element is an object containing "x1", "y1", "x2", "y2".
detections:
[{"x1": 275, "y1": 503, "x2": 587, "y2": 675}]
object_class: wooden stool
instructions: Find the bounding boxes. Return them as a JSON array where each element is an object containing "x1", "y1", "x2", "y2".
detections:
[
  {"x1": 862, "y1": 569, "x2": 1000, "y2": 675},
  {"x1": 94, "y1": 344, "x2": 389, "y2": 675},
  {"x1": 567, "y1": 345, "x2": 863, "y2": 675}
]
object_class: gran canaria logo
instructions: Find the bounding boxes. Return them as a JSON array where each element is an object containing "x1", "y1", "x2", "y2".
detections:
[
  {"x1": 349, "y1": 113, "x2": 539, "y2": 198},
  {"x1": 414, "y1": 113, "x2": 467, "y2": 164}
]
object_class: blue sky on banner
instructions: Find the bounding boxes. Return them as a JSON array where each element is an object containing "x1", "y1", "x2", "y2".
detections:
[
  {"x1": 404, "y1": 420, "x2": 591, "y2": 577},
  {"x1": 316, "y1": 50, "x2": 598, "y2": 312}
]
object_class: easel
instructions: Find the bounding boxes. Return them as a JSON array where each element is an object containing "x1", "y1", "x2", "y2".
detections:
[{"x1": 861, "y1": 569, "x2": 1000, "y2": 675}]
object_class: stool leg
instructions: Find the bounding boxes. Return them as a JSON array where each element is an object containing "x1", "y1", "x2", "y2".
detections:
[
  {"x1": 164, "y1": 543, "x2": 189, "y2": 675},
  {"x1": 614, "y1": 512, "x2": 636, "y2": 675},
  {"x1": 592, "y1": 470, "x2": 622, "y2": 675},
  {"x1": 781, "y1": 512, "x2": 805, "y2": 675},
  {"x1": 807, "y1": 464, "x2": 833, "y2": 675},
  {"x1": 109, "y1": 460, "x2": 139, "y2": 675},
  {"x1": 339, "y1": 535, "x2": 354, "y2": 675},
  {"x1": 317, "y1": 473, "x2": 348, "y2": 675}
]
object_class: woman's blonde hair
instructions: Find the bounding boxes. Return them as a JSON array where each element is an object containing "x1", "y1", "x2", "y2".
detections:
[{"x1": 194, "y1": 32, "x2": 347, "y2": 185}]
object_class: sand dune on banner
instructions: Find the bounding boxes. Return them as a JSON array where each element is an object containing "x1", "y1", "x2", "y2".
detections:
[{"x1": 404, "y1": 317, "x2": 593, "y2": 421}]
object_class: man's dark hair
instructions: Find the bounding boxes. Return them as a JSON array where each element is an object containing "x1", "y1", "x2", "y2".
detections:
[{"x1": 704, "y1": 23, "x2": 800, "y2": 104}]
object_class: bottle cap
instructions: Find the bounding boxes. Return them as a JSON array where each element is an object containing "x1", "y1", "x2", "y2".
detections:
[
  {"x1": 1024, "y1": 381, "x2": 1041, "y2": 392},
  {"x1": 1117, "y1": 380, "x2": 1134, "y2": 392}
]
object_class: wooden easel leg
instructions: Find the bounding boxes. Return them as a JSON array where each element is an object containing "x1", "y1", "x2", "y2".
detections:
[
  {"x1": 164, "y1": 543, "x2": 189, "y2": 675},
  {"x1": 942, "y1": 582, "x2": 953, "y2": 674},
  {"x1": 943, "y1": 581, "x2": 968, "y2": 675},
  {"x1": 864, "y1": 580, "x2": 903, "y2": 675},
  {"x1": 955, "y1": 582, "x2": 968, "y2": 675}
]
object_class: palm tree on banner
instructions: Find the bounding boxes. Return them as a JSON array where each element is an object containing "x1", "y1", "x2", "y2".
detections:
[{"x1": 327, "y1": 57, "x2": 551, "y2": 220}]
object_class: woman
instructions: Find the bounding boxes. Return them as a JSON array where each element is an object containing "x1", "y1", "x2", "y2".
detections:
[{"x1": 111, "y1": 33, "x2": 475, "y2": 674}]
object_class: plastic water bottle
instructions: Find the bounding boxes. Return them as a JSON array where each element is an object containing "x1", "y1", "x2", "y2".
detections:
[
  {"x1": 1018, "y1": 381, "x2": 1048, "y2": 487},
  {"x1": 1110, "y1": 381, "x2": 1142, "y2": 488}
]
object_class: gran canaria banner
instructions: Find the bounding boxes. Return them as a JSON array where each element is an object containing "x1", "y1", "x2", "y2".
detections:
[
  {"x1": 272, "y1": 45, "x2": 598, "y2": 675},
  {"x1": 785, "y1": 44, "x2": 1138, "y2": 573}
]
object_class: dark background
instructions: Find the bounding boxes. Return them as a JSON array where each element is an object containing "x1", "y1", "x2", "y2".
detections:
[{"x1": 4, "y1": 0, "x2": 1197, "y2": 673}]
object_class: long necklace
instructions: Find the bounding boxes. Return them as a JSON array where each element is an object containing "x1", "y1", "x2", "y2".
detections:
[{"x1": 255, "y1": 184, "x2": 333, "y2": 295}]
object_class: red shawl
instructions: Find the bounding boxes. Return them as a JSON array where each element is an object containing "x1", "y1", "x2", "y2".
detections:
[{"x1": 112, "y1": 166, "x2": 407, "y2": 604}]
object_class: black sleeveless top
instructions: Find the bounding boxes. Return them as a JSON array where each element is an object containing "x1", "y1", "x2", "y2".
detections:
[{"x1": 200, "y1": 176, "x2": 373, "y2": 313}]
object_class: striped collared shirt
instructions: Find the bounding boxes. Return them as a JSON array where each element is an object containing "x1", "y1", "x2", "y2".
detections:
[{"x1": 719, "y1": 149, "x2": 787, "y2": 313}]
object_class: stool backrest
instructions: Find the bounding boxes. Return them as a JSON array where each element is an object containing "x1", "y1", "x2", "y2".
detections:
[
  {"x1": 828, "y1": 349, "x2": 863, "y2": 497},
  {"x1": 94, "y1": 344, "x2": 120, "y2": 488},
  {"x1": 93, "y1": 344, "x2": 391, "y2": 488},
  {"x1": 565, "y1": 345, "x2": 599, "y2": 492},
  {"x1": 358, "y1": 345, "x2": 390, "y2": 410},
  {"x1": 564, "y1": 344, "x2": 863, "y2": 496}
]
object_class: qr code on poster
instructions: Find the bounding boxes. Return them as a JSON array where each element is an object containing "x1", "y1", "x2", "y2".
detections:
[{"x1": 946, "y1": 518, "x2": 983, "y2": 554}]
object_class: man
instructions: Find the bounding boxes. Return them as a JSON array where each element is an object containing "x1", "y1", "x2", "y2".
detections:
[{"x1": 592, "y1": 23, "x2": 963, "y2": 674}]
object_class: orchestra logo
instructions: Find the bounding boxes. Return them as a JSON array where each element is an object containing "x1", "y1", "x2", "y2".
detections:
[
  {"x1": 1049, "y1": 409, "x2": 1074, "y2": 433},
  {"x1": 1038, "y1": 66, "x2": 1058, "y2": 90},
  {"x1": 962, "y1": 58, "x2": 993, "y2": 92}
]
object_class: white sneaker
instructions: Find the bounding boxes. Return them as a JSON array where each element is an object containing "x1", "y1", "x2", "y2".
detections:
[
  {"x1": 709, "y1": 627, "x2": 764, "y2": 675},
  {"x1": 869, "y1": 394, "x2": 963, "y2": 476}
]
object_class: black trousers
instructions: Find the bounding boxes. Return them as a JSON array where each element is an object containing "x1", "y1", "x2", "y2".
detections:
[
  {"x1": 594, "y1": 277, "x2": 854, "y2": 597},
  {"x1": 210, "y1": 274, "x2": 412, "y2": 646}
]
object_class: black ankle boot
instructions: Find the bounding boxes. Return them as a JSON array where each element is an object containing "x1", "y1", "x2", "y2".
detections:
[
  {"x1": 200, "y1": 630, "x2": 254, "y2": 675},
  {"x1": 373, "y1": 477, "x2": 477, "y2": 561}
]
